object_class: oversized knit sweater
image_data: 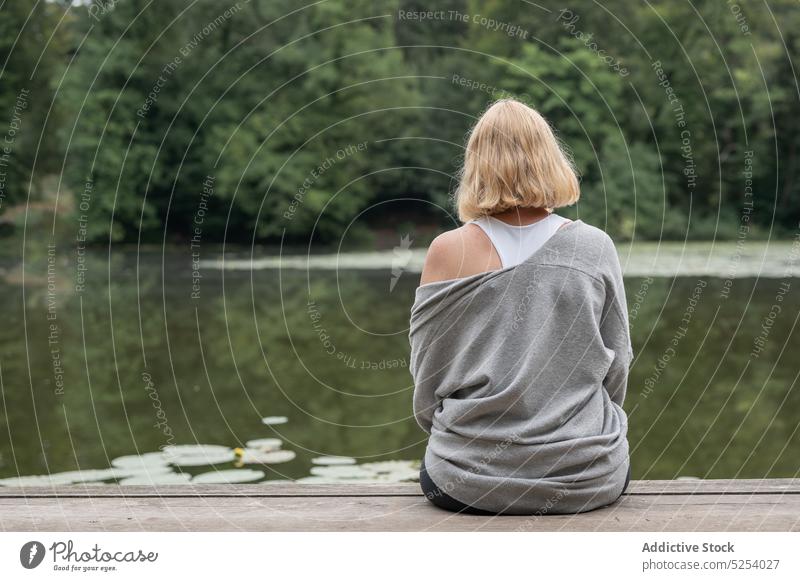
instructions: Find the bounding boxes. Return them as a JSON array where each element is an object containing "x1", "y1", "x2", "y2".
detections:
[{"x1": 410, "y1": 220, "x2": 632, "y2": 515}]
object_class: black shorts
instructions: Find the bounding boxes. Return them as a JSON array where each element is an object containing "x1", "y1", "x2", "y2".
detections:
[{"x1": 419, "y1": 457, "x2": 631, "y2": 515}]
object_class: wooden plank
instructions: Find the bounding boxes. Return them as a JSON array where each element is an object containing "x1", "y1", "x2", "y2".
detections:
[
  {"x1": 1, "y1": 479, "x2": 798, "y2": 498},
  {"x1": 0, "y1": 483, "x2": 422, "y2": 498},
  {"x1": 627, "y1": 478, "x2": 800, "y2": 495},
  {"x1": 0, "y1": 493, "x2": 798, "y2": 532},
  {"x1": 1, "y1": 480, "x2": 798, "y2": 531}
]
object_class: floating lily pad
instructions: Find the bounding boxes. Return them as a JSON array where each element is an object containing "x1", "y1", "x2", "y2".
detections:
[
  {"x1": 295, "y1": 476, "x2": 340, "y2": 484},
  {"x1": 374, "y1": 470, "x2": 419, "y2": 483},
  {"x1": 0, "y1": 468, "x2": 124, "y2": 486},
  {"x1": 244, "y1": 438, "x2": 283, "y2": 451},
  {"x1": 237, "y1": 449, "x2": 296, "y2": 465},
  {"x1": 111, "y1": 465, "x2": 175, "y2": 479},
  {"x1": 162, "y1": 445, "x2": 235, "y2": 466},
  {"x1": 62, "y1": 468, "x2": 132, "y2": 483},
  {"x1": 0, "y1": 475, "x2": 64, "y2": 487},
  {"x1": 0, "y1": 464, "x2": 182, "y2": 487},
  {"x1": 162, "y1": 444, "x2": 232, "y2": 455},
  {"x1": 192, "y1": 469, "x2": 264, "y2": 484},
  {"x1": 296, "y1": 475, "x2": 387, "y2": 484},
  {"x1": 72, "y1": 466, "x2": 174, "y2": 483},
  {"x1": 111, "y1": 453, "x2": 170, "y2": 469},
  {"x1": 166, "y1": 452, "x2": 235, "y2": 467},
  {"x1": 311, "y1": 456, "x2": 356, "y2": 466},
  {"x1": 261, "y1": 416, "x2": 288, "y2": 425},
  {"x1": 32, "y1": 472, "x2": 88, "y2": 486},
  {"x1": 311, "y1": 460, "x2": 419, "y2": 483},
  {"x1": 360, "y1": 460, "x2": 417, "y2": 474},
  {"x1": 119, "y1": 473, "x2": 191, "y2": 485},
  {"x1": 305, "y1": 460, "x2": 420, "y2": 483},
  {"x1": 359, "y1": 461, "x2": 419, "y2": 482},
  {"x1": 309, "y1": 465, "x2": 375, "y2": 479}
]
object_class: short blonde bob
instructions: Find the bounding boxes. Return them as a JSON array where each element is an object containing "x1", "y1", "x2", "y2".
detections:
[{"x1": 455, "y1": 99, "x2": 580, "y2": 222}]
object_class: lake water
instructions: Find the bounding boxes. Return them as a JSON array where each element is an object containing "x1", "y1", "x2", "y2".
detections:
[{"x1": 0, "y1": 243, "x2": 798, "y2": 485}]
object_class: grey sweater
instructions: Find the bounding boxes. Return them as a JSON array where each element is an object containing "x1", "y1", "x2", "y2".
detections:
[{"x1": 410, "y1": 220, "x2": 632, "y2": 515}]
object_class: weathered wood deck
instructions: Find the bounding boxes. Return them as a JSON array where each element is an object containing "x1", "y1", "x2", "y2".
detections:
[{"x1": 1, "y1": 479, "x2": 798, "y2": 531}]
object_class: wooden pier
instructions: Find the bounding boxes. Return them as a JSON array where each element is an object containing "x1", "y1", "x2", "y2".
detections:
[{"x1": 1, "y1": 479, "x2": 798, "y2": 531}]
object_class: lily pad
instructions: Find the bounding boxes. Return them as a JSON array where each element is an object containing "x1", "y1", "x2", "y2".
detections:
[
  {"x1": 0, "y1": 475, "x2": 64, "y2": 487},
  {"x1": 119, "y1": 473, "x2": 191, "y2": 485},
  {"x1": 261, "y1": 416, "x2": 288, "y2": 425},
  {"x1": 309, "y1": 465, "x2": 375, "y2": 479},
  {"x1": 111, "y1": 453, "x2": 170, "y2": 469},
  {"x1": 165, "y1": 451, "x2": 235, "y2": 467},
  {"x1": 192, "y1": 469, "x2": 264, "y2": 484},
  {"x1": 296, "y1": 475, "x2": 387, "y2": 484},
  {"x1": 0, "y1": 468, "x2": 126, "y2": 486},
  {"x1": 311, "y1": 456, "x2": 356, "y2": 466},
  {"x1": 64, "y1": 468, "x2": 135, "y2": 483},
  {"x1": 111, "y1": 465, "x2": 175, "y2": 479},
  {"x1": 244, "y1": 438, "x2": 283, "y2": 451},
  {"x1": 162, "y1": 444, "x2": 231, "y2": 456},
  {"x1": 358, "y1": 460, "x2": 419, "y2": 482},
  {"x1": 162, "y1": 445, "x2": 235, "y2": 466},
  {"x1": 237, "y1": 449, "x2": 296, "y2": 464},
  {"x1": 360, "y1": 460, "x2": 418, "y2": 474},
  {"x1": 374, "y1": 470, "x2": 419, "y2": 483}
]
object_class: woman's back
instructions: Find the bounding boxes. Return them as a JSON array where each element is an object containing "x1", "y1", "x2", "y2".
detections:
[
  {"x1": 410, "y1": 221, "x2": 632, "y2": 515},
  {"x1": 410, "y1": 98, "x2": 631, "y2": 516}
]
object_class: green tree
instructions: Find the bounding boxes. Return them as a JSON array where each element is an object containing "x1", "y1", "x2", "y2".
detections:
[{"x1": 0, "y1": 0, "x2": 68, "y2": 210}]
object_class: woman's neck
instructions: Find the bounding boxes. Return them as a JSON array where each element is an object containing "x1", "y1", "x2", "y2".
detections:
[{"x1": 490, "y1": 206, "x2": 551, "y2": 226}]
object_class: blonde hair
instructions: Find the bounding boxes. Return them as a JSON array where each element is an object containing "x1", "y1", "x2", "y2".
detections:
[{"x1": 455, "y1": 99, "x2": 580, "y2": 222}]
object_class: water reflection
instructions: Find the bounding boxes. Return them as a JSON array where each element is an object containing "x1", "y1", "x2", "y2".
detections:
[{"x1": 0, "y1": 246, "x2": 797, "y2": 484}]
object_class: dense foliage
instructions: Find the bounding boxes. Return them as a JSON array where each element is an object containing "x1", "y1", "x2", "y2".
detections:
[{"x1": 1, "y1": 0, "x2": 798, "y2": 243}]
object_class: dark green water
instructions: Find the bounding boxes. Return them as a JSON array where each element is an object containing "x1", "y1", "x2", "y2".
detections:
[{"x1": 0, "y1": 246, "x2": 798, "y2": 482}]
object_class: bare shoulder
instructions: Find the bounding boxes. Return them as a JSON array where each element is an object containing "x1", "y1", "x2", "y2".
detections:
[{"x1": 419, "y1": 223, "x2": 501, "y2": 286}]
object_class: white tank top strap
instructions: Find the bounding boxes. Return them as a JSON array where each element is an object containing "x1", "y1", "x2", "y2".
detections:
[{"x1": 470, "y1": 213, "x2": 571, "y2": 268}]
